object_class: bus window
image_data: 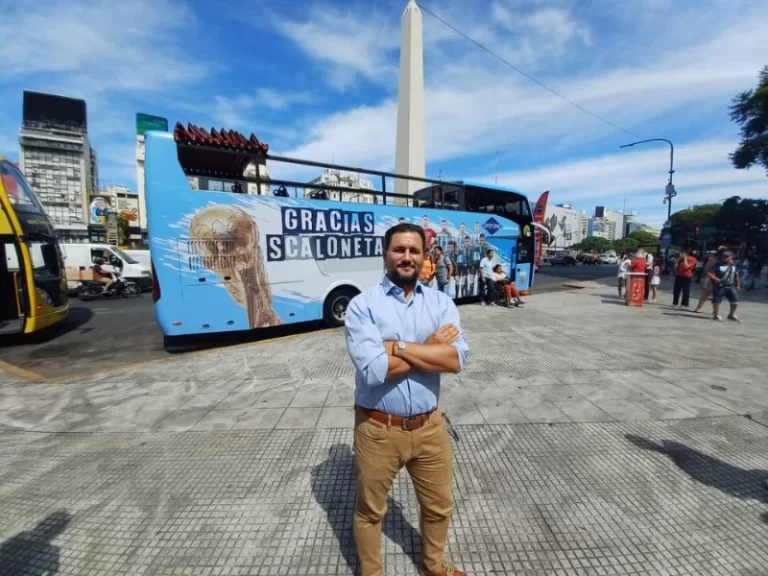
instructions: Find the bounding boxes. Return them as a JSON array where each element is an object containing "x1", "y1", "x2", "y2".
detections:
[{"x1": 464, "y1": 186, "x2": 531, "y2": 221}]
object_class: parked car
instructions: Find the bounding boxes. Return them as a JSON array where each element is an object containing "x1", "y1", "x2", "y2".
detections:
[
  {"x1": 599, "y1": 253, "x2": 618, "y2": 265},
  {"x1": 551, "y1": 253, "x2": 577, "y2": 266}
]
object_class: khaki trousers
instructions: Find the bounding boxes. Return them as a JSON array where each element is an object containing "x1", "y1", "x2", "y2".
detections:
[{"x1": 353, "y1": 407, "x2": 454, "y2": 576}]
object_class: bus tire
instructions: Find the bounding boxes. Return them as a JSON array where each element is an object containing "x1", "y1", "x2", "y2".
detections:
[{"x1": 323, "y1": 287, "x2": 358, "y2": 328}]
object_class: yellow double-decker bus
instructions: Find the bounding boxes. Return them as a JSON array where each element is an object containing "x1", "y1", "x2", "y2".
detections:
[{"x1": 0, "y1": 157, "x2": 69, "y2": 335}]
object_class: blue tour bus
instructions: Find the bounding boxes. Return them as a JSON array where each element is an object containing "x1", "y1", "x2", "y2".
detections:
[{"x1": 144, "y1": 124, "x2": 535, "y2": 338}]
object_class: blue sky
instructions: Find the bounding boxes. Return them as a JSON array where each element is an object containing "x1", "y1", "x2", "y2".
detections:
[{"x1": 0, "y1": 0, "x2": 766, "y2": 227}]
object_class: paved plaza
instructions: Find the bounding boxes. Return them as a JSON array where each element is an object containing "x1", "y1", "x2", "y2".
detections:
[{"x1": 1, "y1": 282, "x2": 767, "y2": 575}]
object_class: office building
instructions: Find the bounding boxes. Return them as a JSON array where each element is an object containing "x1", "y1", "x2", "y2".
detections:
[
  {"x1": 542, "y1": 204, "x2": 587, "y2": 249},
  {"x1": 592, "y1": 206, "x2": 625, "y2": 241},
  {"x1": 18, "y1": 91, "x2": 97, "y2": 242},
  {"x1": 303, "y1": 169, "x2": 375, "y2": 204}
]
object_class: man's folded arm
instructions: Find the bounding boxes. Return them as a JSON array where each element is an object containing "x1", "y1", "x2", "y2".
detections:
[
  {"x1": 345, "y1": 297, "x2": 411, "y2": 386},
  {"x1": 392, "y1": 297, "x2": 469, "y2": 374}
]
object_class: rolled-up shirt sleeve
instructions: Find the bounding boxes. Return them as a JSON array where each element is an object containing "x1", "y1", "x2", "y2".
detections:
[
  {"x1": 440, "y1": 297, "x2": 470, "y2": 370},
  {"x1": 344, "y1": 295, "x2": 388, "y2": 387}
]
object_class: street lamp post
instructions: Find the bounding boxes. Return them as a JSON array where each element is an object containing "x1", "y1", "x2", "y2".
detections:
[{"x1": 620, "y1": 138, "x2": 675, "y2": 273}]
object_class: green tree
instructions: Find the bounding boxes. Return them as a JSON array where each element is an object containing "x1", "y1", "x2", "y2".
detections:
[
  {"x1": 711, "y1": 196, "x2": 768, "y2": 250},
  {"x1": 627, "y1": 230, "x2": 659, "y2": 245},
  {"x1": 669, "y1": 204, "x2": 719, "y2": 247},
  {"x1": 117, "y1": 216, "x2": 130, "y2": 246},
  {"x1": 729, "y1": 65, "x2": 768, "y2": 175},
  {"x1": 613, "y1": 237, "x2": 638, "y2": 253},
  {"x1": 577, "y1": 236, "x2": 612, "y2": 253}
]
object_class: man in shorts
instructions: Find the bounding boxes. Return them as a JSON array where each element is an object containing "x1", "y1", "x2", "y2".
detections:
[
  {"x1": 694, "y1": 246, "x2": 726, "y2": 314},
  {"x1": 708, "y1": 251, "x2": 741, "y2": 322}
]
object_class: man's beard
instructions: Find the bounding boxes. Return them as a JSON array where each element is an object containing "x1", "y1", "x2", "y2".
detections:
[{"x1": 387, "y1": 265, "x2": 419, "y2": 288}]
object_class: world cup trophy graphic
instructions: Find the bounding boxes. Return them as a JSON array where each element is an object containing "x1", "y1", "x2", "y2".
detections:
[{"x1": 189, "y1": 205, "x2": 281, "y2": 329}]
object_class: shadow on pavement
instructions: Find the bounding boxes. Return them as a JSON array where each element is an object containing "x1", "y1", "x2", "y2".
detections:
[
  {"x1": 661, "y1": 312, "x2": 713, "y2": 321},
  {"x1": 0, "y1": 510, "x2": 70, "y2": 575},
  {"x1": 0, "y1": 307, "x2": 94, "y2": 348},
  {"x1": 626, "y1": 435, "x2": 768, "y2": 504},
  {"x1": 310, "y1": 444, "x2": 421, "y2": 575}
]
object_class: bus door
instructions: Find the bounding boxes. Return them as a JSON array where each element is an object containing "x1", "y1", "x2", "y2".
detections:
[
  {"x1": 0, "y1": 238, "x2": 26, "y2": 335},
  {"x1": 515, "y1": 225, "x2": 534, "y2": 292}
]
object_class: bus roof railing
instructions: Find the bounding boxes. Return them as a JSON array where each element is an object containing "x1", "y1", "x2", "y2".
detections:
[{"x1": 171, "y1": 123, "x2": 529, "y2": 207}]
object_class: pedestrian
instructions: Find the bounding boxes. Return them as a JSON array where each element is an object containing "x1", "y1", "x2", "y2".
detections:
[
  {"x1": 433, "y1": 245, "x2": 453, "y2": 296},
  {"x1": 708, "y1": 251, "x2": 741, "y2": 322},
  {"x1": 617, "y1": 252, "x2": 631, "y2": 298},
  {"x1": 419, "y1": 248, "x2": 436, "y2": 289},
  {"x1": 693, "y1": 246, "x2": 727, "y2": 314},
  {"x1": 644, "y1": 250, "x2": 654, "y2": 301},
  {"x1": 479, "y1": 248, "x2": 498, "y2": 305},
  {"x1": 651, "y1": 257, "x2": 661, "y2": 303},
  {"x1": 672, "y1": 249, "x2": 697, "y2": 309},
  {"x1": 344, "y1": 222, "x2": 470, "y2": 576}
]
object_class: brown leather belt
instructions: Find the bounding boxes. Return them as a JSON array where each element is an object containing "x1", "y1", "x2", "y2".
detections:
[{"x1": 356, "y1": 406, "x2": 435, "y2": 431}]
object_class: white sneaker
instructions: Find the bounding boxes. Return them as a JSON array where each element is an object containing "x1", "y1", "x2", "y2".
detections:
[
  {"x1": 727, "y1": 315, "x2": 741, "y2": 323},
  {"x1": 480, "y1": 301, "x2": 486, "y2": 306},
  {"x1": 714, "y1": 315, "x2": 724, "y2": 322}
]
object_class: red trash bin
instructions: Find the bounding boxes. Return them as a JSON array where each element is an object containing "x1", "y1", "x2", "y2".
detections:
[{"x1": 626, "y1": 272, "x2": 646, "y2": 307}]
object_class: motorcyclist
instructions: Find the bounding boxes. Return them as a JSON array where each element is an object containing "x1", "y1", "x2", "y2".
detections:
[{"x1": 92, "y1": 257, "x2": 118, "y2": 293}]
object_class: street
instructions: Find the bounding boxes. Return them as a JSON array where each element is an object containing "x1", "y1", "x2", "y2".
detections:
[{"x1": 0, "y1": 265, "x2": 616, "y2": 381}]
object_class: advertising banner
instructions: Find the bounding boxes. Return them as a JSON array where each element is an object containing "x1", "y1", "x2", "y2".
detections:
[
  {"x1": 532, "y1": 191, "x2": 549, "y2": 270},
  {"x1": 115, "y1": 195, "x2": 140, "y2": 226},
  {"x1": 89, "y1": 195, "x2": 113, "y2": 226}
]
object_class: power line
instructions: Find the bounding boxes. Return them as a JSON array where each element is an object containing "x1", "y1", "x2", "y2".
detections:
[{"x1": 419, "y1": 3, "x2": 638, "y2": 138}]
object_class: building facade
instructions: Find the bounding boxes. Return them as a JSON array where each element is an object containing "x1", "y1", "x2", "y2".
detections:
[
  {"x1": 18, "y1": 92, "x2": 96, "y2": 242},
  {"x1": 542, "y1": 204, "x2": 587, "y2": 250},
  {"x1": 303, "y1": 169, "x2": 375, "y2": 204}
]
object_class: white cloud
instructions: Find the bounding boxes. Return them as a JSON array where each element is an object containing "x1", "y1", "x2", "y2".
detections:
[
  {"x1": 270, "y1": 4, "x2": 400, "y2": 90},
  {"x1": 271, "y1": 3, "x2": 767, "y2": 206},
  {"x1": 211, "y1": 90, "x2": 319, "y2": 129},
  {"x1": 0, "y1": 0, "x2": 207, "y2": 94}
]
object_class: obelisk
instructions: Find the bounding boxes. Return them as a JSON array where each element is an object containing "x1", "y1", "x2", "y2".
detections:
[{"x1": 394, "y1": 0, "x2": 426, "y2": 204}]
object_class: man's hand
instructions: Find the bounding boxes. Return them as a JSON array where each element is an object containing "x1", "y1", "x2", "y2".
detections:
[{"x1": 426, "y1": 324, "x2": 460, "y2": 345}]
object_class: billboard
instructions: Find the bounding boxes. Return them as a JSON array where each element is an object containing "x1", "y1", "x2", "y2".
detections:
[
  {"x1": 89, "y1": 195, "x2": 113, "y2": 226},
  {"x1": 115, "y1": 195, "x2": 140, "y2": 225},
  {"x1": 136, "y1": 113, "x2": 168, "y2": 136},
  {"x1": 532, "y1": 191, "x2": 549, "y2": 270},
  {"x1": 23, "y1": 91, "x2": 87, "y2": 131}
]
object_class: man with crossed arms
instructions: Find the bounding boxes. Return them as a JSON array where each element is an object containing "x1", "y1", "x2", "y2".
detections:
[{"x1": 345, "y1": 222, "x2": 470, "y2": 576}]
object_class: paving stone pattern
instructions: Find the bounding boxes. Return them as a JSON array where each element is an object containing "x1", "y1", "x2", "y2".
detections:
[{"x1": 1, "y1": 283, "x2": 768, "y2": 574}]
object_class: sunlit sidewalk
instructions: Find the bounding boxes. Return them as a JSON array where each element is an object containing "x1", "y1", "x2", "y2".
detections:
[{"x1": 1, "y1": 280, "x2": 767, "y2": 575}]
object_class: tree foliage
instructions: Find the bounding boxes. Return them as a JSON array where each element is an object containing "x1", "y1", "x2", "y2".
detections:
[
  {"x1": 627, "y1": 230, "x2": 659, "y2": 245},
  {"x1": 669, "y1": 197, "x2": 768, "y2": 253},
  {"x1": 571, "y1": 236, "x2": 612, "y2": 253},
  {"x1": 729, "y1": 65, "x2": 768, "y2": 175},
  {"x1": 117, "y1": 216, "x2": 130, "y2": 246}
]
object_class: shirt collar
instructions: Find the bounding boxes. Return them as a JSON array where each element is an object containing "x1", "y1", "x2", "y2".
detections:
[{"x1": 382, "y1": 275, "x2": 424, "y2": 296}]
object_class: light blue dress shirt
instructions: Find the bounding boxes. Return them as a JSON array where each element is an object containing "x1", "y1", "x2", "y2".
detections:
[{"x1": 344, "y1": 277, "x2": 470, "y2": 417}]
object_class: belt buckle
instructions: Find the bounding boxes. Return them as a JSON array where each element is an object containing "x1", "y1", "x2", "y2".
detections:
[{"x1": 401, "y1": 416, "x2": 410, "y2": 430}]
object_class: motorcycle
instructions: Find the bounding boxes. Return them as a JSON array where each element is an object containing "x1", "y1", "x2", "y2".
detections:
[{"x1": 77, "y1": 277, "x2": 141, "y2": 301}]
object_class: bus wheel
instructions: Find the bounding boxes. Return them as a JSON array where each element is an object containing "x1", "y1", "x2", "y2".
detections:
[{"x1": 324, "y1": 287, "x2": 357, "y2": 328}]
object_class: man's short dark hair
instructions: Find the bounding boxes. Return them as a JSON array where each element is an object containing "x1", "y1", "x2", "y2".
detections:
[
  {"x1": 385, "y1": 223, "x2": 426, "y2": 252},
  {"x1": 434, "y1": 245, "x2": 443, "y2": 253},
  {"x1": 486, "y1": 249, "x2": 493, "y2": 256}
]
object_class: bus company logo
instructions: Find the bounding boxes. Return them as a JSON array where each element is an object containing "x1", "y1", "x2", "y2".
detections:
[{"x1": 482, "y1": 217, "x2": 502, "y2": 236}]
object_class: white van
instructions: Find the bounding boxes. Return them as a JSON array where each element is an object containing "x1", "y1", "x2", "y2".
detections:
[
  {"x1": 61, "y1": 243, "x2": 153, "y2": 292},
  {"x1": 122, "y1": 249, "x2": 151, "y2": 270}
]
